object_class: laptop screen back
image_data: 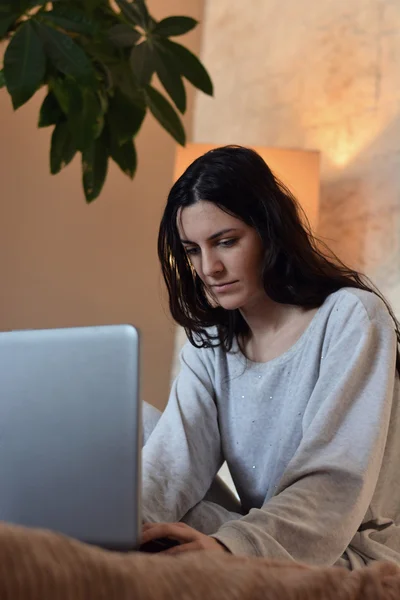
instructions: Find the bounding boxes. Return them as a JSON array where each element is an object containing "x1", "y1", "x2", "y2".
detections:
[{"x1": 0, "y1": 325, "x2": 141, "y2": 551}]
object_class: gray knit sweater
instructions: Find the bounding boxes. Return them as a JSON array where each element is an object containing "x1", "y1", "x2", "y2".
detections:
[{"x1": 142, "y1": 288, "x2": 400, "y2": 569}]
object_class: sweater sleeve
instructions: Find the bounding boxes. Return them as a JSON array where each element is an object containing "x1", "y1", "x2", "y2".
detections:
[
  {"x1": 211, "y1": 297, "x2": 398, "y2": 565},
  {"x1": 142, "y1": 341, "x2": 224, "y2": 524}
]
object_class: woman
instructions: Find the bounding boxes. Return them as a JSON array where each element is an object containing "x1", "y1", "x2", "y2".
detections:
[{"x1": 141, "y1": 145, "x2": 400, "y2": 569}]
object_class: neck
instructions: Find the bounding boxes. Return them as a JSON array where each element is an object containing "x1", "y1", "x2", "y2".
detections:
[{"x1": 239, "y1": 293, "x2": 304, "y2": 342}]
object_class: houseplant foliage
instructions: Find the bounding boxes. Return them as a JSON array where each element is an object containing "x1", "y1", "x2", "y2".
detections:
[{"x1": 0, "y1": 0, "x2": 213, "y2": 202}]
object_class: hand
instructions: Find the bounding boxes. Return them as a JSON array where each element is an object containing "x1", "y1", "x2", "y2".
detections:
[{"x1": 141, "y1": 522, "x2": 229, "y2": 555}]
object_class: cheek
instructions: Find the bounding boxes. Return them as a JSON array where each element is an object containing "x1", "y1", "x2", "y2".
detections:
[{"x1": 237, "y1": 249, "x2": 263, "y2": 279}]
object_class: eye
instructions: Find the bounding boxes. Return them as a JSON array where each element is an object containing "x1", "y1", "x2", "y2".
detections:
[
  {"x1": 218, "y1": 238, "x2": 237, "y2": 248},
  {"x1": 185, "y1": 246, "x2": 199, "y2": 256}
]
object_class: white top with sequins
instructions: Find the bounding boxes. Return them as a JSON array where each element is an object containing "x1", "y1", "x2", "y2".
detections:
[{"x1": 142, "y1": 288, "x2": 400, "y2": 569}]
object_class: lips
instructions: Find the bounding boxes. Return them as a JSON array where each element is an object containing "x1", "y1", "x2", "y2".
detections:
[{"x1": 212, "y1": 280, "x2": 238, "y2": 291}]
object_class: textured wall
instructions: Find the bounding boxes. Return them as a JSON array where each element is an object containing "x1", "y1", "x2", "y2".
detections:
[{"x1": 194, "y1": 0, "x2": 400, "y2": 312}]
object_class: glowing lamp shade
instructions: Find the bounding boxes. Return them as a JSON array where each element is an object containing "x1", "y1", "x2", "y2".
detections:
[{"x1": 173, "y1": 143, "x2": 320, "y2": 231}]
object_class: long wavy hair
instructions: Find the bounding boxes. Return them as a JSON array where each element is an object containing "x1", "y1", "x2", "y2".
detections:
[{"x1": 158, "y1": 145, "x2": 400, "y2": 372}]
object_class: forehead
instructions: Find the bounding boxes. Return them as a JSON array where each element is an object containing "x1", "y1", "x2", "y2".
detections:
[{"x1": 178, "y1": 201, "x2": 243, "y2": 241}]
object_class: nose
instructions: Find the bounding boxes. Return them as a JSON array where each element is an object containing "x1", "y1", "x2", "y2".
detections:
[{"x1": 201, "y1": 249, "x2": 224, "y2": 278}]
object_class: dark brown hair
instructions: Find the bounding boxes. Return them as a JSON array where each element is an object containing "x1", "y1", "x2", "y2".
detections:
[{"x1": 158, "y1": 145, "x2": 400, "y2": 372}]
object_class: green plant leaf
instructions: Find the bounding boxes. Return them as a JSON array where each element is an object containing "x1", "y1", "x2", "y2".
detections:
[
  {"x1": 0, "y1": 13, "x2": 18, "y2": 39},
  {"x1": 116, "y1": 0, "x2": 151, "y2": 29},
  {"x1": 145, "y1": 84, "x2": 185, "y2": 145},
  {"x1": 158, "y1": 38, "x2": 213, "y2": 96},
  {"x1": 71, "y1": 86, "x2": 104, "y2": 149},
  {"x1": 35, "y1": 22, "x2": 95, "y2": 83},
  {"x1": 0, "y1": 69, "x2": 5, "y2": 88},
  {"x1": 4, "y1": 21, "x2": 46, "y2": 109},
  {"x1": 49, "y1": 76, "x2": 75, "y2": 114},
  {"x1": 108, "y1": 88, "x2": 146, "y2": 145},
  {"x1": 134, "y1": 0, "x2": 151, "y2": 25},
  {"x1": 108, "y1": 23, "x2": 141, "y2": 47},
  {"x1": 38, "y1": 90, "x2": 63, "y2": 127},
  {"x1": 50, "y1": 120, "x2": 77, "y2": 174},
  {"x1": 110, "y1": 132, "x2": 137, "y2": 178},
  {"x1": 81, "y1": 37, "x2": 121, "y2": 67},
  {"x1": 82, "y1": 0, "x2": 103, "y2": 17},
  {"x1": 82, "y1": 129, "x2": 109, "y2": 202},
  {"x1": 115, "y1": 0, "x2": 142, "y2": 27},
  {"x1": 154, "y1": 46, "x2": 186, "y2": 113},
  {"x1": 153, "y1": 16, "x2": 197, "y2": 37},
  {"x1": 2, "y1": 0, "x2": 50, "y2": 16},
  {"x1": 41, "y1": 6, "x2": 96, "y2": 35},
  {"x1": 0, "y1": 1, "x2": 12, "y2": 12},
  {"x1": 130, "y1": 40, "x2": 155, "y2": 86},
  {"x1": 108, "y1": 62, "x2": 145, "y2": 108},
  {"x1": 17, "y1": 0, "x2": 50, "y2": 9},
  {"x1": 50, "y1": 77, "x2": 103, "y2": 149}
]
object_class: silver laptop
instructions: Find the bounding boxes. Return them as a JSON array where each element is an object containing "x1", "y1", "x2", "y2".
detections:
[{"x1": 0, "y1": 324, "x2": 141, "y2": 551}]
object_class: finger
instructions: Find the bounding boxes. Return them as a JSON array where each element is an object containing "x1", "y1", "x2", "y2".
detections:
[
  {"x1": 141, "y1": 525, "x2": 193, "y2": 545},
  {"x1": 163, "y1": 542, "x2": 200, "y2": 555},
  {"x1": 142, "y1": 522, "x2": 187, "y2": 532},
  {"x1": 142, "y1": 522, "x2": 183, "y2": 536},
  {"x1": 141, "y1": 524, "x2": 199, "y2": 545},
  {"x1": 142, "y1": 522, "x2": 159, "y2": 532}
]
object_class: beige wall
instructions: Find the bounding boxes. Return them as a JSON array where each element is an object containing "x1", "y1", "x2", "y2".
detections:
[
  {"x1": 195, "y1": 0, "x2": 400, "y2": 313},
  {"x1": 0, "y1": 0, "x2": 204, "y2": 410}
]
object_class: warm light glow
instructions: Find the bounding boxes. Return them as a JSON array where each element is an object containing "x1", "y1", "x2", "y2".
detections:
[
  {"x1": 174, "y1": 144, "x2": 321, "y2": 231},
  {"x1": 303, "y1": 109, "x2": 392, "y2": 169},
  {"x1": 312, "y1": 124, "x2": 383, "y2": 168}
]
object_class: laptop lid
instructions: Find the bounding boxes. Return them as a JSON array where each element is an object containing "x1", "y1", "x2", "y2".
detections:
[{"x1": 0, "y1": 324, "x2": 141, "y2": 551}]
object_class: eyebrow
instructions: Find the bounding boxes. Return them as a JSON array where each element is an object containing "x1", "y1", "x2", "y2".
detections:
[{"x1": 180, "y1": 228, "x2": 239, "y2": 245}]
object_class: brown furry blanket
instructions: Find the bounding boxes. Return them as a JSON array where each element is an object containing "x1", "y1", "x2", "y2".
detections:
[{"x1": 0, "y1": 523, "x2": 399, "y2": 600}]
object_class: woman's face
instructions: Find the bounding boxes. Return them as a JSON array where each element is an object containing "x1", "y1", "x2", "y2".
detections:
[{"x1": 178, "y1": 200, "x2": 266, "y2": 311}]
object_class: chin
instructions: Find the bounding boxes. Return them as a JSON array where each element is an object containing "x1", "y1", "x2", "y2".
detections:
[{"x1": 218, "y1": 295, "x2": 247, "y2": 311}]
